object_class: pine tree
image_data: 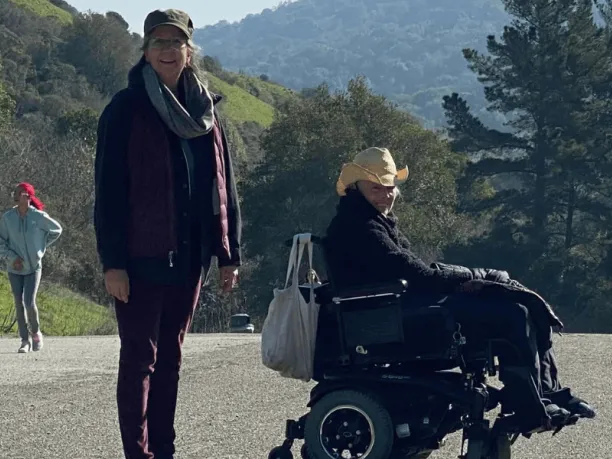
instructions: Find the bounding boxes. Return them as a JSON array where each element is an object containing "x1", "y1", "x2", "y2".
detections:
[
  {"x1": 442, "y1": 0, "x2": 612, "y2": 327},
  {"x1": 443, "y1": 0, "x2": 611, "y2": 268}
]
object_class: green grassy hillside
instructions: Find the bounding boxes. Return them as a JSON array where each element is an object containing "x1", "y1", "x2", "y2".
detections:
[
  {"x1": 208, "y1": 73, "x2": 276, "y2": 127},
  {"x1": 229, "y1": 73, "x2": 298, "y2": 109},
  {"x1": 1, "y1": 0, "x2": 296, "y2": 336},
  {"x1": 8, "y1": 0, "x2": 291, "y2": 131},
  {"x1": 0, "y1": 272, "x2": 116, "y2": 337},
  {"x1": 8, "y1": 0, "x2": 73, "y2": 24}
]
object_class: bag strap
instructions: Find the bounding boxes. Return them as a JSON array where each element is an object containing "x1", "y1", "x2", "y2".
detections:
[
  {"x1": 284, "y1": 236, "x2": 298, "y2": 287},
  {"x1": 284, "y1": 233, "x2": 312, "y2": 288},
  {"x1": 306, "y1": 238, "x2": 320, "y2": 285},
  {"x1": 292, "y1": 241, "x2": 307, "y2": 287},
  {"x1": 307, "y1": 238, "x2": 313, "y2": 270}
]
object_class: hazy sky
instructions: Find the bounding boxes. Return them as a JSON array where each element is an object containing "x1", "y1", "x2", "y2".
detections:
[{"x1": 67, "y1": 0, "x2": 285, "y2": 33}]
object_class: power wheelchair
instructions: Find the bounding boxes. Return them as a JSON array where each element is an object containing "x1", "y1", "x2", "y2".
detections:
[{"x1": 266, "y1": 235, "x2": 576, "y2": 459}]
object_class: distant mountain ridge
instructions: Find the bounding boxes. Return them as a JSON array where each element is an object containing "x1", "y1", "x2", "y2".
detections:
[{"x1": 194, "y1": 0, "x2": 509, "y2": 127}]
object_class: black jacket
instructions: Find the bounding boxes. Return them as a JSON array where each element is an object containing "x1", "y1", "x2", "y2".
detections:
[
  {"x1": 324, "y1": 190, "x2": 472, "y2": 293},
  {"x1": 94, "y1": 61, "x2": 241, "y2": 285}
]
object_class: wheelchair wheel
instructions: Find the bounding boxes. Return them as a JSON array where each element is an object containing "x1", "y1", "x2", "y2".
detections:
[{"x1": 303, "y1": 389, "x2": 394, "y2": 459}]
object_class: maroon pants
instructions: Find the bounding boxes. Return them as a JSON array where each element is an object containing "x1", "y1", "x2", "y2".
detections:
[{"x1": 115, "y1": 277, "x2": 201, "y2": 459}]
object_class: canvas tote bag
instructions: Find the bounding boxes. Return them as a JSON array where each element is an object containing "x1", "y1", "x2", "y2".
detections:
[{"x1": 261, "y1": 233, "x2": 320, "y2": 382}]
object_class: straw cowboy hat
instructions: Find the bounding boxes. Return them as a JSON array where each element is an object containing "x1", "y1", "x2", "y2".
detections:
[{"x1": 336, "y1": 147, "x2": 409, "y2": 196}]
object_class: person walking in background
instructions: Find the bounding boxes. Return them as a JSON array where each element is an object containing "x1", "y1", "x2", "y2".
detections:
[
  {"x1": 94, "y1": 9, "x2": 242, "y2": 459},
  {"x1": 0, "y1": 182, "x2": 63, "y2": 353}
]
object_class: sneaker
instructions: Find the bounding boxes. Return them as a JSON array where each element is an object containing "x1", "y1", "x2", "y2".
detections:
[
  {"x1": 18, "y1": 340, "x2": 31, "y2": 353},
  {"x1": 32, "y1": 332, "x2": 43, "y2": 352},
  {"x1": 560, "y1": 395, "x2": 596, "y2": 419}
]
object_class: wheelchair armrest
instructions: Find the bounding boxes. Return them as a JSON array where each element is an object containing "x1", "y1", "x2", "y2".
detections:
[{"x1": 332, "y1": 279, "x2": 408, "y2": 303}]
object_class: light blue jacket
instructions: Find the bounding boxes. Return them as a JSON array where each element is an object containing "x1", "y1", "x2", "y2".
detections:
[{"x1": 0, "y1": 206, "x2": 63, "y2": 275}]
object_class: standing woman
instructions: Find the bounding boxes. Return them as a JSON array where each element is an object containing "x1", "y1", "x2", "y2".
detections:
[
  {"x1": 94, "y1": 9, "x2": 242, "y2": 459},
  {"x1": 0, "y1": 182, "x2": 63, "y2": 353}
]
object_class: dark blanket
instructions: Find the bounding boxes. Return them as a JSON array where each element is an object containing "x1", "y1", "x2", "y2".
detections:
[
  {"x1": 478, "y1": 279, "x2": 564, "y2": 330},
  {"x1": 430, "y1": 263, "x2": 564, "y2": 331}
]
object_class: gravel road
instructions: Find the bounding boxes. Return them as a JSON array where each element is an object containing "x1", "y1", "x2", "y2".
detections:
[{"x1": 0, "y1": 333, "x2": 608, "y2": 459}]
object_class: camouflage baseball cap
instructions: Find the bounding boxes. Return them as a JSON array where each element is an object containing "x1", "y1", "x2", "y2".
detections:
[{"x1": 144, "y1": 9, "x2": 194, "y2": 39}]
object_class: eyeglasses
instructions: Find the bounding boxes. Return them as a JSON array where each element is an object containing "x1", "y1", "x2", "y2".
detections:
[{"x1": 149, "y1": 37, "x2": 187, "y2": 50}]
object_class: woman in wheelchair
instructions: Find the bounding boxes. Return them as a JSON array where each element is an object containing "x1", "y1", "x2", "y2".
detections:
[{"x1": 325, "y1": 147, "x2": 595, "y2": 434}]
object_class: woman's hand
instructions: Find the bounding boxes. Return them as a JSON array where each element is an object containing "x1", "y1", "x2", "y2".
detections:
[
  {"x1": 105, "y1": 269, "x2": 130, "y2": 303},
  {"x1": 219, "y1": 266, "x2": 239, "y2": 293},
  {"x1": 12, "y1": 257, "x2": 23, "y2": 271}
]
